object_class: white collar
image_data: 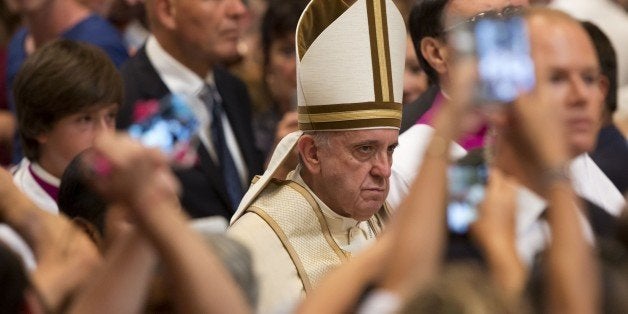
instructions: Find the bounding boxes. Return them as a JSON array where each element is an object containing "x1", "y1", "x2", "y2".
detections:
[
  {"x1": 513, "y1": 152, "x2": 626, "y2": 248},
  {"x1": 30, "y1": 161, "x2": 60, "y2": 187},
  {"x1": 145, "y1": 35, "x2": 215, "y2": 96},
  {"x1": 569, "y1": 153, "x2": 626, "y2": 216},
  {"x1": 515, "y1": 185, "x2": 546, "y2": 235}
]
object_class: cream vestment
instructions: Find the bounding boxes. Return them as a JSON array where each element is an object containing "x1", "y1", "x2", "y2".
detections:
[{"x1": 229, "y1": 168, "x2": 389, "y2": 313}]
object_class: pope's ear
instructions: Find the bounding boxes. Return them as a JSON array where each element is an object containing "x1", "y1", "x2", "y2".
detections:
[{"x1": 297, "y1": 135, "x2": 321, "y2": 174}]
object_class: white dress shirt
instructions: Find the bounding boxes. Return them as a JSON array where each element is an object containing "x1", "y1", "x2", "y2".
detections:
[{"x1": 145, "y1": 36, "x2": 248, "y2": 188}]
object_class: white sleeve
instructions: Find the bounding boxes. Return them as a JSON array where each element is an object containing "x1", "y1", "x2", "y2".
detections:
[
  {"x1": 387, "y1": 125, "x2": 467, "y2": 211},
  {"x1": 357, "y1": 289, "x2": 402, "y2": 314}
]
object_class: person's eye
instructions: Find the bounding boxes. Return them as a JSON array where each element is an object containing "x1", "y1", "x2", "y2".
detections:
[
  {"x1": 107, "y1": 111, "x2": 118, "y2": 120},
  {"x1": 549, "y1": 72, "x2": 567, "y2": 84},
  {"x1": 409, "y1": 65, "x2": 423, "y2": 75},
  {"x1": 357, "y1": 145, "x2": 375, "y2": 155},
  {"x1": 77, "y1": 115, "x2": 93, "y2": 123},
  {"x1": 581, "y1": 73, "x2": 599, "y2": 85},
  {"x1": 387, "y1": 145, "x2": 397, "y2": 155},
  {"x1": 281, "y1": 46, "x2": 294, "y2": 57}
]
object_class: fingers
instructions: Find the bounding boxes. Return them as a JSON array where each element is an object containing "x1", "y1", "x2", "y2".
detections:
[
  {"x1": 449, "y1": 56, "x2": 478, "y2": 110},
  {"x1": 471, "y1": 168, "x2": 518, "y2": 245},
  {"x1": 86, "y1": 133, "x2": 179, "y2": 209},
  {"x1": 512, "y1": 84, "x2": 570, "y2": 168},
  {"x1": 275, "y1": 111, "x2": 299, "y2": 141}
]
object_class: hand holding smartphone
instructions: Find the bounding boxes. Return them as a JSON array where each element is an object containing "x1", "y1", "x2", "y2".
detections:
[
  {"x1": 450, "y1": 13, "x2": 535, "y2": 105},
  {"x1": 447, "y1": 163, "x2": 489, "y2": 234},
  {"x1": 127, "y1": 94, "x2": 200, "y2": 168}
]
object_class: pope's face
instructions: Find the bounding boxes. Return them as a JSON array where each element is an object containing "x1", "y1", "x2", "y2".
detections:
[
  {"x1": 312, "y1": 129, "x2": 398, "y2": 221},
  {"x1": 528, "y1": 17, "x2": 604, "y2": 156}
]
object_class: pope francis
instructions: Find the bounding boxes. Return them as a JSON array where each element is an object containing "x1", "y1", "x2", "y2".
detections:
[{"x1": 227, "y1": 0, "x2": 407, "y2": 312}]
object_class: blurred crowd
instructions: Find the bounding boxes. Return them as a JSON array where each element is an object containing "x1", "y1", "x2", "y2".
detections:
[{"x1": 0, "y1": 0, "x2": 627, "y2": 313}]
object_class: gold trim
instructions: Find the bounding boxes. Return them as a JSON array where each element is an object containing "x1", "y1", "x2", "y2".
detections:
[
  {"x1": 298, "y1": 102, "x2": 401, "y2": 114},
  {"x1": 298, "y1": 109, "x2": 401, "y2": 124},
  {"x1": 248, "y1": 206, "x2": 314, "y2": 293},
  {"x1": 366, "y1": 0, "x2": 382, "y2": 102},
  {"x1": 381, "y1": 0, "x2": 394, "y2": 102},
  {"x1": 299, "y1": 118, "x2": 401, "y2": 131},
  {"x1": 285, "y1": 181, "x2": 349, "y2": 262},
  {"x1": 373, "y1": 0, "x2": 390, "y2": 102},
  {"x1": 297, "y1": 0, "x2": 357, "y2": 60}
]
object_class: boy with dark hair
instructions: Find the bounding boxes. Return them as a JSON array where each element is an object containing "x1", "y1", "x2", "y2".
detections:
[{"x1": 12, "y1": 39, "x2": 123, "y2": 213}]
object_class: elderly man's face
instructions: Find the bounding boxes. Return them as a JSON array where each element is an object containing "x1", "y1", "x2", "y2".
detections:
[
  {"x1": 528, "y1": 17, "x2": 604, "y2": 156},
  {"x1": 314, "y1": 129, "x2": 398, "y2": 221},
  {"x1": 171, "y1": 0, "x2": 247, "y2": 63}
]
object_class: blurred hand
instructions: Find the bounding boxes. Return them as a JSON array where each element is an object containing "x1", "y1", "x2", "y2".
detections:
[
  {"x1": 471, "y1": 168, "x2": 518, "y2": 251},
  {"x1": 470, "y1": 168, "x2": 526, "y2": 297},
  {"x1": 447, "y1": 54, "x2": 478, "y2": 114},
  {"x1": 0, "y1": 167, "x2": 101, "y2": 311},
  {"x1": 270, "y1": 111, "x2": 299, "y2": 178},
  {"x1": 511, "y1": 78, "x2": 570, "y2": 170},
  {"x1": 88, "y1": 133, "x2": 181, "y2": 219},
  {"x1": 274, "y1": 111, "x2": 299, "y2": 143}
]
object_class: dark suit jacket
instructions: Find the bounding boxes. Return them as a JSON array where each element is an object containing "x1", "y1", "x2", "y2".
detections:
[
  {"x1": 118, "y1": 47, "x2": 264, "y2": 219},
  {"x1": 590, "y1": 124, "x2": 628, "y2": 194},
  {"x1": 400, "y1": 84, "x2": 440, "y2": 133}
]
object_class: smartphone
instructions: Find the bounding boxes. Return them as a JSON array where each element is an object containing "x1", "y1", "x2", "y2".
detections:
[
  {"x1": 446, "y1": 163, "x2": 488, "y2": 234},
  {"x1": 127, "y1": 94, "x2": 200, "y2": 167},
  {"x1": 451, "y1": 15, "x2": 535, "y2": 104}
]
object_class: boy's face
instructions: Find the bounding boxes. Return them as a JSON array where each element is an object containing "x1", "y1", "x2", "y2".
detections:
[{"x1": 37, "y1": 104, "x2": 118, "y2": 178}]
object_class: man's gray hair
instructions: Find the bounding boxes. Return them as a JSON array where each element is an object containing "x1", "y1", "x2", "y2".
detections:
[{"x1": 200, "y1": 234, "x2": 258, "y2": 307}]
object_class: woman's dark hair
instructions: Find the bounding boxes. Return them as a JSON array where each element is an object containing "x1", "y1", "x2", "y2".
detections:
[
  {"x1": 260, "y1": 0, "x2": 308, "y2": 69},
  {"x1": 58, "y1": 150, "x2": 108, "y2": 237}
]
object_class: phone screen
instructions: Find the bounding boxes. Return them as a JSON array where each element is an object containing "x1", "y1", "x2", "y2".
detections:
[
  {"x1": 447, "y1": 164, "x2": 488, "y2": 234},
  {"x1": 127, "y1": 94, "x2": 200, "y2": 167},
  {"x1": 475, "y1": 16, "x2": 535, "y2": 103}
]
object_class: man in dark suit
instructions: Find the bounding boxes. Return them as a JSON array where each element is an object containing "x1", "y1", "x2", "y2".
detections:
[{"x1": 117, "y1": 0, "x2": 263, "y2": 219}]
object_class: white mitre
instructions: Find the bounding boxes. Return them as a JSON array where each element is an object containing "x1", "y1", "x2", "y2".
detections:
[{"x1": 231, "y1": 0, "x2": 406, "y2": 223}]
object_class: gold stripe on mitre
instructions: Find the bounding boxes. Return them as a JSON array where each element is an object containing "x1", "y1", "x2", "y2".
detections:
[
  {"x1": 366, "y1": 0, "x2": 394, "y2": 103},
  {"x1": 298, "y1": 102, "x2": 402, "y2": 130},
  {"x1": 297, "y1": 0, "x2": 358, "y2": 61}
]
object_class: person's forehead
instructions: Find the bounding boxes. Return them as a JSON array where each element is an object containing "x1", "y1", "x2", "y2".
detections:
[
  {"x1": 447, "y1": 0, "x2": 529, "y2": 18},
  {"x1": 332, "y1": 129, "x2": 399, "y2": 144},
  {"x1": 529, "y1": 17, "x2": 598, "y2": 69}
]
